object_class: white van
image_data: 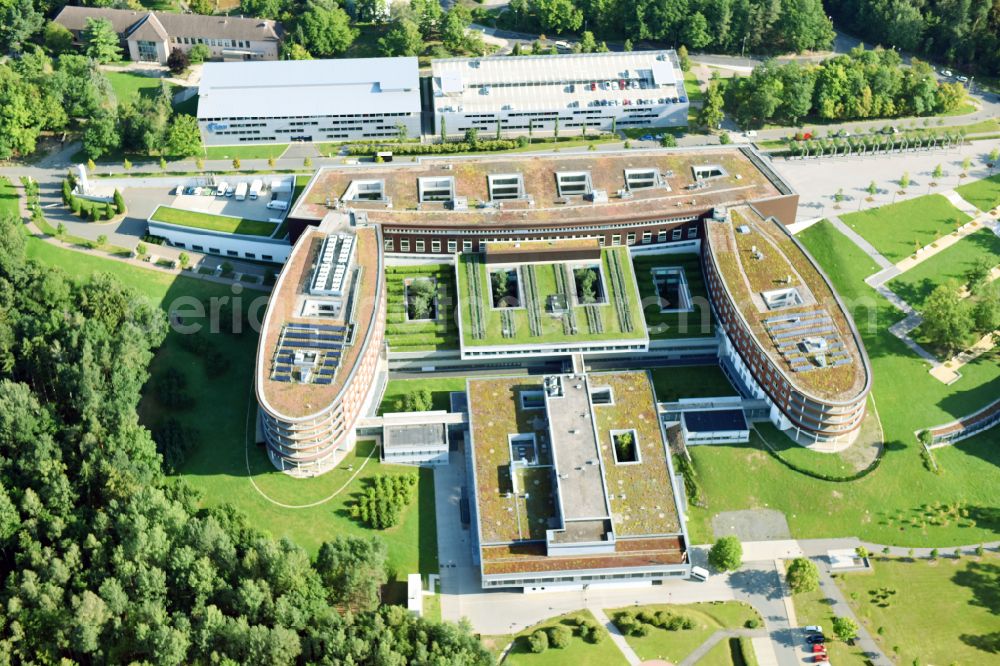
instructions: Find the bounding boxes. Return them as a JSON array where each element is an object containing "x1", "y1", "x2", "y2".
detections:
[
  {"x1": 266, "y1": 199, "x2": 289, "y2": 211},
  {"x1": 216, "y1": 182, "x2": 229, "y2": 197},
  {"x1": 249, "y1": 179, "x2": 263, "y2": 200},
  {"x1": 234, "y1": 182, "x2": 248, "y2": 201},
  {"x1": 690, "y1": 566, "x2": 710, "y2": 581}
]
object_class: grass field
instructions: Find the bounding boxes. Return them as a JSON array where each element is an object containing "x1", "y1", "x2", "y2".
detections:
[
  {"x1": 956, "y1": 173, "x2": 1000, "y2": 212},
  {"x1": 684, "y1": 70, "x2": 704, "y2": 104},
  {"x1": 649, "y1": 365, "x2": 737, "y2": 402},
  {"x1": 150, "y1": 205, "x2": 278, "y2": 236},
  {"x1": 631, "y1": 253, "x2": 715, "y2": 339},
  {"x1": 107, "y1": 71, "x2": 171, "y2": 104},
  {"x1": 888, "y1": 227, "x2": 1000, "y2": 310},
  {"x1": 203, "y1": 144, "x2": 289, "y2": 160},
  {"x1": 498, "y1": 611, "x2": 625, "y2": 666},
  {"x1": 838, "y1": 553, "x2": 1000, "y2": 666},
  {"x1": 684, "y1": 217, "x2": 1000, "y2": 547},
  {"x1": 0, "y1": 177, "x2": 18, "y2": 218},
  {"x1": 23, "y1": 239, "x2": 437, "y2": 583},
  {"x1": 610, "y1": 602, "x2": 760, "y2": 663},
  {"x1": 839, "y1": 194, "x2": 972, "y2": 263},
  {"x1": 788, "y1": 570, "x2": 872, "y2": 666}
]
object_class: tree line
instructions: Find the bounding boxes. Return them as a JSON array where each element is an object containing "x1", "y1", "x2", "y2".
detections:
[
  {"x1": 0, "y1": 213, "x2": 491, "y2": 664},
  {"x1": 499, "y1": 0, "x2": 835, "y2": 54},
  {"x1": 0, "y1": 49, "x2": 201, "y2": 161},
  {"x1": 711, "y1": 47, "x2": 966, "y2": 129},
  {"x1": 827, "y1": 0, "x2": 1000, "y2": 77}
]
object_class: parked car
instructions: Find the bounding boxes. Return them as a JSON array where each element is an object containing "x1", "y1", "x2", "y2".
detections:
[
  {"x1": 631, "y1": 80, "x2": 640, "y2": 89},
  {"x1": 174, "y1": 184, "x2": 184, "y2": 195},
  {"x1": 216, "y1": 182, "x2": 229, "y2": 197},
  {"x1": 640, "y1": 134, "x2": 654, "y2": 141},
  {"x1": 183, "y1": 186, "x2": 195, "y2": 195},
  {"x1": 689, "y1": 566, "x2": 710, "y2": 581},
  {"x1": 744, "y1": 130, "x2": 758, "y2": 137},
  {"x1": 941, "y1": 69, "x2": 953, "y2": 77},
  {"x1": 590, "y1": 82, "x2": 597, "y2": 91},
  {"x1": 225, "y1": 186, "x2": 235, "y2": 197},
  {"x1": 806, "y1": 634, "x2": 826, "y2": 645},
  {"x1": 812, "y1": 644, "x2": 827, "y2": 654},
  {"x1": 804, "y1": 625, "x2": 823, "y2": 634},
  {"x1": 957, "y1": 75, "x2": 969, "y2": 83}
]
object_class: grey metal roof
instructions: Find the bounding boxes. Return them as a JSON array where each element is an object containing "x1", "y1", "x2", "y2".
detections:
[
  {"x1": 682, "y1": 409, "x2": 748, "y2": 433},
  {"x1": 54, "y1": 6, "x2": 281, "y2": 41},
  {"x1": 197, "y1": 57, "x2": 421, "y2": 119}
]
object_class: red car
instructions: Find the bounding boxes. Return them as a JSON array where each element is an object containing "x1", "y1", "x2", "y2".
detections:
[
  {"x1": 619, "y1": 79, "x2": 626, "y2": 89},
  {"x1": 812, "y1": 645, "x2": 827, "y2": 654}
]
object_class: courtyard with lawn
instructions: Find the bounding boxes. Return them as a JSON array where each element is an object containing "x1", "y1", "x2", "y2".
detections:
[
  {"x1": 385, "y1": 264, "x2": 459, "y2": 351},
  {"x1": 378, "y1": 377, "x2": 468, "y2": 415},
  {"x1": 631, "y1": 252, "x2": 715, "y2": 339},
  {"x1": 610, "y1": 602, "x2": 761, "y2": 664},
  {"x1": 838, "y1": 552, "x2": 1000, "y2": 666},
  {"x1": 839, "y1": 194, "x2": 972, "y2": 263},
  {"x1": 456, "y1": 246, "x2": 646, "y2": 347},
  {"x1": 649, "y1": 364, "x2": 737, "y2": 402}
]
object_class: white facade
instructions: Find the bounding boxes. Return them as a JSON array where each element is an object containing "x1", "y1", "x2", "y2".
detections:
[
  {"x1": 147, "y1": 218, "x2": 292, "y2": 263},
  {"x1": 198, "y1": 58, "x2": 423, "y2": 146},
  {"x1": 432, "y1": 51, "x2": 689, "y2": 138}
]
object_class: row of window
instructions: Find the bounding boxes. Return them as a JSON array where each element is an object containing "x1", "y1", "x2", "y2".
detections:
[
  {"x1": 173, "y1": 37, "x2": 255, "y2": 48},
  {"x1": 200, "y1": 112, "x2": 413, "y2": 122},
  {"x1": 169, "y1": 241, "x2": 272, "y2": 262},
  {"x1": 382, "y1": 227, "x2": 697, "y2": 254}
]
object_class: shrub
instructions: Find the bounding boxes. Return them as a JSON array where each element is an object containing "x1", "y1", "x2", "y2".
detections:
[
  {"x1": 708, "y1": 536, "x2": 742, "y2": 571},
  {"x1": 527, "y1": 629, "x2": 548, "y2": 653},
  {"x1": 547, "y1": 625, "x2": 571, "y2": 648},
  {"x1": 832, "y1": 616, "x2": 859, "y2": 642},
  {"x1": 745, "y1": 617, "x2": 760, "y2": 629},
  {"x1": 393, "y1": 388, "x2": 433, "y2": 412}
]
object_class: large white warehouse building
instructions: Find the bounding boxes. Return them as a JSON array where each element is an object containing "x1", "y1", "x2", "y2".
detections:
[
  {"x1": 431, "y1": 50, "x2": 689, "y2": 138},
  {"x1": 197, "y1": 57, "x2": 423, "y2": 146}
]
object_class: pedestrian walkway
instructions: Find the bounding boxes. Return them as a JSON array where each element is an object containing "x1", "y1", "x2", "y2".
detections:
[
  {"x1": 678, "y1": 628, "x2": 769, "y2": 666},
  {"x1": 893, "y1": 213, "x2": 991, "y2": 274},
  {"x1": 828, "y1": 215, "x2": 894, "y2": 270},
  {"x1": 813, "y1": 560, "x2": 893, "y2": 666},
  {"x1": 943, "y1": 189, "x2": 984, "y2": 217},
  {"x1": 589, "y1": 607, "x2": 641, "y2": 666}
]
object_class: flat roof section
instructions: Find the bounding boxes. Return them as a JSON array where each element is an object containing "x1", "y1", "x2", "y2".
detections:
[
  {"x1": 682, "y1": 409, "x2": 748, "y2": 433},
  {"x1": 289, "y1": 148, "x2": 784, "y2": 226},
  {"x1": 384, "y1": 423, "x2": 447, "y2": 451},
  {"x1": 546, "y1": 377, "x2": 610, "y2": 522},
  {"x1": 198, "y1": 57, "x2": 421, "y2": 120},
  {"x1": 432, "y1": 51, "x2": 683, "y2": 114}
]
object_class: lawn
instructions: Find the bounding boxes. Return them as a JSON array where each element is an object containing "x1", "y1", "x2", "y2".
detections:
[
  {"x1": 788, "y1": 570, "x2": 872, "y2": 666},
  {"x1": 0, "y1": 177, "x2": 18, "y2": 217},
  {"x1": 203, "y1": 144, "x2": 289, "y2": 160},
  {"x1": 149, "y1": 205, "x2": 278, "y2": 237},
  {"x1": 378, "y1": 377, "x2": 468, "y2": 414},
  {"x1": 684, "y1": 70, "x2": 704, "y2": 104},
  {"x1": 631, "y1": 252, "x2": 715, "y2": 339},
  {"x1": 649, "y1": 364, "x2": 737, "y2": 402},
  {"x1": 499, "y1": 610, "x2": 626, "y2": 666},
  {"x1": 838, "y1": 552, "x2": 1000, "y2": 666},
  {"x1": 385, "y1": 263, "x2": 460, "y2": 351},
  {"x1": 683, "y1": 217, "x2": 1000, "y2": 547},
  {"x1": 956, "y1": 173, "x2": 1000, "y2": 212},
  {"x1": 796, "y1": 219, "x2": 882, "y2": 288},
  {"x1": 107, "y1": 70, "x2": 171, "y2": 104},
  {"x1": 24, "y1": 239, "x2": 437, "y2": 583},
  {"x1": 610, "y1": 602, "x2": 760, "y2": 663},
  {"x1": 888, "y1": 227, "x2": 1000, "y2": 310},
  {"x1": 839, "y1": 194, "x2": 972, "y2": 263}
]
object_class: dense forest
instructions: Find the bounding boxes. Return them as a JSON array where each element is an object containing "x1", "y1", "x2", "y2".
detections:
[
  {"x1": 827, "y1": 0, "x2": 1000, "y2": 76},
  {"x1": 716, "y1": 47, "x2": 966, "y2": 128},
  {"x1": 0, "y1": 213, "x2": 491, "y2": 664}
]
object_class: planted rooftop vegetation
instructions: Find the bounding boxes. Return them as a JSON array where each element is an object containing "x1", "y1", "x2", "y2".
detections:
[
  {"x1": 632, "y1": 253, "x2": 715, "y2": 339},
  {"x1": 385, "y1": 264, "x2": 458, "y2": 351},
  {"x1": 149, "y1": 205, "x2": 279, "y2": 237},
  {"x1": 457, "y1": 247, "x2": 645, "y2": 346}
]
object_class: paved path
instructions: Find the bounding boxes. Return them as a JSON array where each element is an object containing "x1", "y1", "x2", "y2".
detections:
[
  {"x1": 943, "y1": 189, "x2": 985, "y2": 217},
  {"x1": 589, "y1": 607, "x2": 641, "y2": 666},
  {"x1": 678, "y1": 628, "x2": 770, "y2": 666},
  {"x1": 828, "y1": 215, "x2": 894, "y2": 270},
  {"x1": 728, "y1": 561, "x2": 799, "y2": 666},
  {"x1": 812, "y1": 559, "x2": 893, "y2": 666}
]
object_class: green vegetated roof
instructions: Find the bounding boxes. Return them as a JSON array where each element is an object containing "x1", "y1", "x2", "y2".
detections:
[
  {"x1": 457, "y1": 246, "x2": 648, "y2": 347},
  {"x1": 150, "y1": 205, "x2": 278, "y2": 237}
]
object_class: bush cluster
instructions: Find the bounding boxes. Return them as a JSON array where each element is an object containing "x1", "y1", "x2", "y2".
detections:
[
  {"x1": 615, "y1": 609, "x2": 695, "y2": 637},
  {"x1": 61, "y1": 177, "x2": 123, "y2": 221}
]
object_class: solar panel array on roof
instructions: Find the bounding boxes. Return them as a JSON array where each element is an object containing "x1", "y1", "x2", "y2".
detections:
[
  {"x1": 271, "y1": 323, "x2": 347, "y2": 384},
  {"x1": 310, "y1": 234, "x2": 355, "y2": 297},
  {"x1": 764, "y1": 309, "x2": 853, "y2": 373}
]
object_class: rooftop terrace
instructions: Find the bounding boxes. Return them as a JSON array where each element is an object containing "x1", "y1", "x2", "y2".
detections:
[
  {"x1": 705, "y1": 206, "x2": 869, "y2": 402},
  {"x1": 256, "y1": 224, "x2": 380, "y2": 419},
  {"x1": 289, "y1": 148, "x2": 784, "y2": 226}
]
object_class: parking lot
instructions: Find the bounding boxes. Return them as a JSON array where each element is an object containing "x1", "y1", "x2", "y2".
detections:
[{"x1": 167, "y1": 177, "x2": 294, "y2": 222}]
